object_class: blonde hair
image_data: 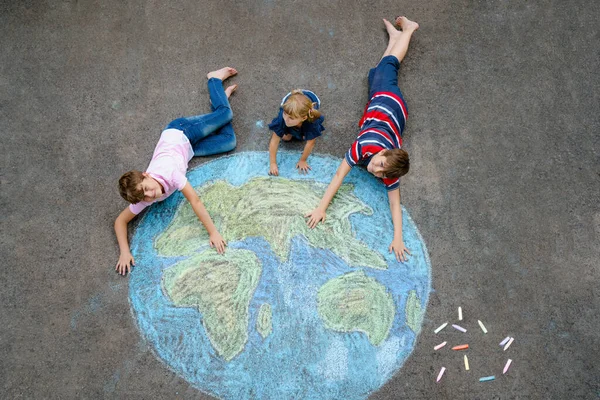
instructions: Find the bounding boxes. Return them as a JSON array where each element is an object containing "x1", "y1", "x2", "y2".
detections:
[{"x1": 282, "y1": 90, "x2": 322, "y2": 122}]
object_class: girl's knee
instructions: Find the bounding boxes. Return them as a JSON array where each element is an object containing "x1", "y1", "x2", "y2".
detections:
[
  {"x1": 224, "y1": 108, "x2": 233, "y2": 123},
  {"x1": 223, "y1": 136, "x2": 237, "y2": 152},
  {"x1": 215, "y1": 106, "x2": 233, "y2": 123}
]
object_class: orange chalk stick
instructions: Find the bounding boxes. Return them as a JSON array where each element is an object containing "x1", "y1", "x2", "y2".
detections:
[{"x1": 452, "y1": 344, "x2": 469, "y2": 351}]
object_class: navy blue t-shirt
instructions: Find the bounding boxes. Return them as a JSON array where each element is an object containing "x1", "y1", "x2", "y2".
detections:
[{"x1": 268, "y1": 90, "x2": 325, "y2": 141}]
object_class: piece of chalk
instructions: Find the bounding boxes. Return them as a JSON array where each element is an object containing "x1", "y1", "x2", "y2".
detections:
[
  {"x1": 478, "y1": 320, "x2": 488, "y2": 334},
  {"x1": 458, "y1": 307, "x2": 463, "y2": 321},
  {"x1": 479, "y1": 376, "x2": 495, "y2": 382},
  {"x1": 503, "y1": 337, "x2": 514, "y2": 351},
  {"x1": 452, "y1": 324, "x2": 467, "y2": 333},
  {"x1": 452, "y1": 344, "x2": 469, "y2": 351},
  {"x1": 434, "y1": 322, "x2": 448, "y2": 334},
  {"x1": 464, "y1": 354, "x2": 470, "y2": 371},
  {"x1": 499, "y1": 336, "x2": 510, "y2": 346},
  {"x1": 503, "y1": 359, "x2": 512, "y2": 374},
  {"x1": 434, "y1": 341, "x2": 447, "y2": 350},
  {"x1": 436, "y1": 367, "x2": 446, "y2": 383}
]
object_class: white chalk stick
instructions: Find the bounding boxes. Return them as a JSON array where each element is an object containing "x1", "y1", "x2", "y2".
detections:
[
  {"x1": 464, "y1": 354, "x2": 470, "y2": 371},
  {"x1": 503, "y1": 359, "x2": 512, "y2": 374},
  {"x1": 434, "y1": 341, "x2": 447, "y2": 350},
  {"x1": 436, "y1": 367, "x2": 446, "y2": 382},
  {"x1": 458, "y1": 306, "x2": 463, "y2": 321},
  {"x1": 434, "y1": 322, "x2": 448, "y2": 334},
  {"x1": 499, "y1": 336, "x2": 510, "y2": 346},
  {"x1": 478, "y1": 320, "x2": 488, "y2": 334},
  {"x1": 503, "y1": 337, "x2": 514, "y2": 351},
  {"x1": 452, "y1": 324, "x2": 467, "y2": 333}
]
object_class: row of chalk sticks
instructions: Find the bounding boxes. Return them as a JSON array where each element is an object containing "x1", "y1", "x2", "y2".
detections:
[{"x1": 434, "y1": 307, "x2": 515, "y2": 383}]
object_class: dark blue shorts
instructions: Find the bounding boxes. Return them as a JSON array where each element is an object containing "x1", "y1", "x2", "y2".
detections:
[{"x1": 367, "y1": 55, "x2": 406, "y2": 102}]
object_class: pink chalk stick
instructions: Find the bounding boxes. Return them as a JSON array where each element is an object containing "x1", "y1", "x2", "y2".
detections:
[
  {"x1": 434, "y1": 341, "x2": 447, "y2": 350},
  {"x1": 436, "y1": 367, "x2": 446, "y2": 383},
  {"x1": 503, "y1": 359, "x2": 512, "y2": 374}
]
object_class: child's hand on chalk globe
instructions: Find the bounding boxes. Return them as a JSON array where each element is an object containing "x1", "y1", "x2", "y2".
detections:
[
  {"x1": 269, "y1": 163, "x2": 279, "y2": 176},
  {"x1": 116, "y1": 252, "x2": 135, "y2": 276},
  {"x1": 296, "y1": 160, "x2": 312, "y2": 174},
  {"x1": 389, "y1": 237, "x2": 411, "y2": 262},
  {"x1": 209, "y1": 231, "x2": 227, "y2": 254},
  {"x1": 305, "y1": 208, "x2": 326, "y2": 229}
]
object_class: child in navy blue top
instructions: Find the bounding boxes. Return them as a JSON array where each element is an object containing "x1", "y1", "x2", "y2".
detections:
[
  {"x1": 306, "y1": 16, "x2": 419, "y2": 263},
  {"x1": 268, "y1": 89, "x2": 325, "y2": 175}
]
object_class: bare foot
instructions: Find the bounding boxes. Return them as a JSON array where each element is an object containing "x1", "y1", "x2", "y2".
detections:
[
  {"x1": 207, "y1": 67, "x2": 237, "y2": 81},
  {"x1": 395, "y1": 16, "x2": 419, "y2": 32},
  {"x1": 383, "y1": 18, "x2": 402, "y2": 40},
  {"x1": 225, "y1": 84, "x2": 238, "y2": 98}
]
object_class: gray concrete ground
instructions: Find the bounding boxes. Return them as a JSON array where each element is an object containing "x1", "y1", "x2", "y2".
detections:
[{"x1": 1, "y1": 0, "x2": 599, "y2": 398}]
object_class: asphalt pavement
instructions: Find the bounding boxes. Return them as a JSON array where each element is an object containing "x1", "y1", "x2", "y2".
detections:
[{"x1": 1, "y1": 0, "x2": 599, "y2": 398}]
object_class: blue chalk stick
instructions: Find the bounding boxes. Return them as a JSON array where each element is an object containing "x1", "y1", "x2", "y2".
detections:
[{"x1": 479, "y1": 376, "x2": 496, "y2": 382}]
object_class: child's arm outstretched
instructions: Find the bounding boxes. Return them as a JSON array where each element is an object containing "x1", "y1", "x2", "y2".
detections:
[
  {"x1": 305, "y1": 160, "x2": 352, "y2": 228},
  {"x1": 115, "y1": 207, "x2": 137, "y2": 275},
  {"x1": 181, "y1": 182, "x2": 227, "y2": 253},
  {"x1": 268, "y1": 133, "x2": 281, "y2": 176},
  {"x1": 387, "y1": 188, "x2": 411, "y2": 262},
  {"x1": 296, "y1": 139, "x2": 316, "y2": 174}
]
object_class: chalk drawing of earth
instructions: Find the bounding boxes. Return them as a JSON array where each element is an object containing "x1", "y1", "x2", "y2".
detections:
[{"x1": 129, "y1": 151, "x2": 431, "y2": 400}]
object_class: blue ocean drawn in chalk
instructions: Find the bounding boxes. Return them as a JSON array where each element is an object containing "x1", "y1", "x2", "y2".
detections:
[{"x1": 129, "y1": 151, "x2": 431, "y2": 400}]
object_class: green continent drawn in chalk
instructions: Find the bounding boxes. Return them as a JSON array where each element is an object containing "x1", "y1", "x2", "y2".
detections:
[
  {"x1": 162, "y1": 249, "x2": 261, "y2": 361},
  {"x1": 257, "y1": 303, "x2": 272, "y2": 339},
  {"x1": 155, "y1": 177, "x2": 386, "y2": 269},
  {"x1": 405, "y1": 290, "x2": 423, "y2": 334},
  {"x1": 317, "y1": 271, "x2": 395, "y2": 346}
]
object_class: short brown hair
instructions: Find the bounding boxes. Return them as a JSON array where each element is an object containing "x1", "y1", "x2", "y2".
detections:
[
  {"x1": 118, "y1": 170, "x2": 145, "y2": 203},
  {"x1": 382, "y1": 149, "x2": 410, "y2": 178}
]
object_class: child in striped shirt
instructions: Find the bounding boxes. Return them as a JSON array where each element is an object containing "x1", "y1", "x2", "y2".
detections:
[{"x1": 305, "y1": 16, "x2": 419, "y2": 262}]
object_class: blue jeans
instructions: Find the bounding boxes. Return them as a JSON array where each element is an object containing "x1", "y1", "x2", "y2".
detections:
[
  {"x1": 367, "y1": 55, "x2": 407, "y2": 103},
  {"x1": 165, "y1": 78, "x2": 236, "y2": 157}
]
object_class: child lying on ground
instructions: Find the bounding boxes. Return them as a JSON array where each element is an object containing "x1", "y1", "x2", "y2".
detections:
[
  {"x1": 114, "y1": 67, "x2": 239, "y2": 275},
  {"x1": 305, "y1": 16, "x2": 419, "y2": 262}
]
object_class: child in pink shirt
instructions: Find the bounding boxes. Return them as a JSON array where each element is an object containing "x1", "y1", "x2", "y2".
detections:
[{"x1": 114, "y1": 67, "x2": 238, "y2": 275}]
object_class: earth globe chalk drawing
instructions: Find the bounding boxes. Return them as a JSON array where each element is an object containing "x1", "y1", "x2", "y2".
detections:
[{"x1": 129, "y1": 151, "x2": 431, "y2": 400}]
